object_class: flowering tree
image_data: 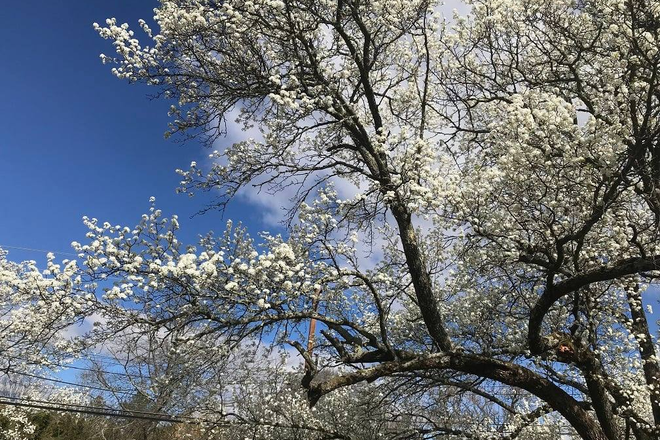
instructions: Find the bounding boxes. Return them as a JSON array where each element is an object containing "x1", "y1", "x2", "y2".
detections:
[
  {"x1": 90, "y1": 0, "x2": 660, "y2": 438},
  {"x1": 0, "y1": 249, "x2": 95, "y2": 439},
  {"x1": 0, "y1": 249, "x2": 94, "y2": 372}
]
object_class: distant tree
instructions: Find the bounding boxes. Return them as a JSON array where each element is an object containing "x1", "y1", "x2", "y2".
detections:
[{"x1": 85, "y1": 0, "x2": 660, "y2": 438}]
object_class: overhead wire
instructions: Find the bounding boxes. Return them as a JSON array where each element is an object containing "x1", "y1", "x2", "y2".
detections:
[
  {"x1": 15, "y1": 358, "x2": 147, "y2": 380},
  {"x1": 0, "y1": 394, "x2": 198, "y2": 423},
  {"x1": 4, "y1": 369, "x2": 135, "y2": 395},
  {"x1": 1, "y1": 362, "x2": 239, "y2": 405},
  {"x1": 0, "y1": 244, "x2": 78, "y2": 258},
  {"x1": 0, "y1": 378, "x2": 214, "y2": 424},
  {"x1": 0, "y1": 375, "x2": 234, "y2": 424},
  {"x1": 6, "y1": 359, "x2": 252, "y2": 406}
]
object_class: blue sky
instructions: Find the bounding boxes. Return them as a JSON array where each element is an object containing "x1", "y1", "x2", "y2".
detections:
[{"x1": 0, "y1": 0, "x2": 273, "y2": 266}]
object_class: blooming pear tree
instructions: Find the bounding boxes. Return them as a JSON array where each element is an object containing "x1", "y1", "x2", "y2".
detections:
[
  {"x1": 75, "y1": 202, "x2": 567, "y2": 439},
  {"x1": 0, "y1": 249, "x2": 95, "y2": 439},
  {"x1": 0, "y1": 248, "x2": 92, "y2": 369},
  {"x1": 90, "y1": 0, "x2": 660, "y2": 438}
]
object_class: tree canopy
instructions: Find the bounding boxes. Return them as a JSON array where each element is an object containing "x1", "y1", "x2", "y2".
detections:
[{"x1": 3, "y1": 0, "x2": 660, "y2": 439}]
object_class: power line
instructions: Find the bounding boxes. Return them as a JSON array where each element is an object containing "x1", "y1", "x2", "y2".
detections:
[
  {"x1": 0, "y1": 394, "x2": 195, "y2": 423},
  {"x1": 0, "y1": 377, "x2": 212, "y2": 424},
  {"x1": 0, "y1": 389, "x2": 578, "y2": 435},
  {"x1": 5, "y1": 370, "x2": 135, "y2": 395},
  {"x1": 2, "y1": 366, "x2": 239, "y2": 408},
  {"x1": 0, "y1": 244, "x2": 78, "y2": 258},
  {"x1": 9, "y1": 357, "x2": 249, "y2": 392},
  {"x1": 0, "y1": 376, "x2": 220, "y2": 423},
  {"x1": 10, "y1": 355, "x2": 160, "y2": 382},
  {"x1": 19, "y1": 359, "x2": 143, "y2": 379}
]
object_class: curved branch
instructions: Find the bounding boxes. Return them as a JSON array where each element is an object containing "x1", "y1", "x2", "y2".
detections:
[
  {"x1": 528, "y1": 255, "x2": 660, "y2": 353},
  {"x1": 308, "y1": 352, "x2": 607, "y2": 440}
]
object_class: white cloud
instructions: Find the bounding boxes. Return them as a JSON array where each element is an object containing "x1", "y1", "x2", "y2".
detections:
[{"x1": 60, "y1": 312, "x2": 107, "y2": 339}]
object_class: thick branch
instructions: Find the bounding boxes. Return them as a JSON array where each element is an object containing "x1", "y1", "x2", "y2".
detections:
[
  {"x1": 390, "y1": 202, "x2": 452, "y2": 351},
  {"x1": 308, "y1": 352, "x2": 607, "y2": 440},
  {"x1": 528, "y1": 255, "x2": 660, "y2": 353}
]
